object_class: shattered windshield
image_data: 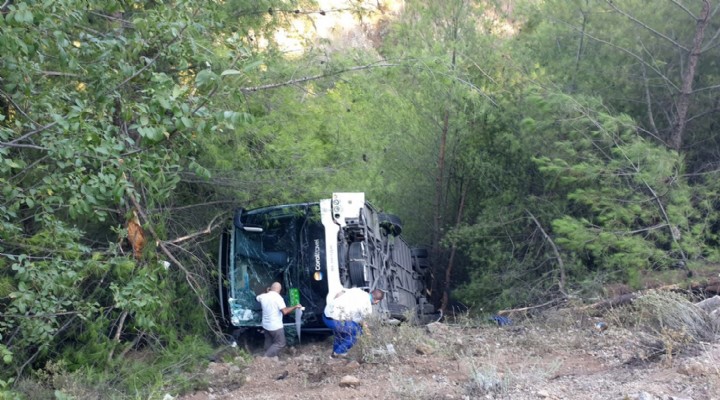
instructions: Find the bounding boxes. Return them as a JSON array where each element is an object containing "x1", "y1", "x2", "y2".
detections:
[{"x1": 228, "y1": 204, "x2": 322, "y2": 327}]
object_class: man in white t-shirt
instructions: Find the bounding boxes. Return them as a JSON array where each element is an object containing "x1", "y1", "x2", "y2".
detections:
[
  {"x1": 322, "y1": 287, "x2": 384, "y2": 357},
  {"x1": 256, "y1": 282, "x2": 302, "y2": 357}
]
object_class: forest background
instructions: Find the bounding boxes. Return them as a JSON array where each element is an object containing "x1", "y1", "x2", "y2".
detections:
[{"x1": 2, "y1": 0, "x2": 720, "y2": 397}]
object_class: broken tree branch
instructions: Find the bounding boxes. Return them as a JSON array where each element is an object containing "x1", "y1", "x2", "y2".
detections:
[
  {"x1": 121, "y1": 173, "x2": 224, "y2": 336},
  {"x1": 165, "y1": 212, "x2": 226, "y2": 245},
  {"x1": 497, "y1": 298, "x2": 562, "y2": 317},
  {"x1": 526, "y1": 210, "x2": 567, "y2": 297}
]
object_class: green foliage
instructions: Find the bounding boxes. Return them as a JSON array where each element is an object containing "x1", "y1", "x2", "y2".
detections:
[
  {"x1": 626, "y1": 267, "x2": 642, "y2": 290},
  {"x1": 453, "y1": 84, "x2": 706, "y2": 310},
  {"x1": 520, "y1": 0, "x2": 720, "y2": 175},
  {"x1": 0, "y1": 0, "x2": 311, "y2": 392},
  {"x1": 8, "y1": 335, "x2": 214, "y2": 399},
  {"x1": 529, "y1": 92, "x2": 697, "y2": 273}
]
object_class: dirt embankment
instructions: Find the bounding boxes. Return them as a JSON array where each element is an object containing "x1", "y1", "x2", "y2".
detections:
[{"x1": 179, "y1": 301, "x2": 720, "y2": 400}]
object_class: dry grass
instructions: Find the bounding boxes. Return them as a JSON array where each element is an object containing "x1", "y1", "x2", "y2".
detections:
[
  {"x1": 634, "y1": 291, "x2": 715, "y2": 341},
  {"x1": 348, "y1": 294, "x2": 717, "y2": 398},
  {"x1": 701, "y1": 342, "x2": 720, "y2": 394},
  {"x1": 464, "y1": 361, "x2": 512, "y2": 397},
  {"x1": 212, "y1": 295, "x2": 720, "y2": 400},
  {"x1": 389, "y1": 376, "x2": 437, "y2": 400},
  {"x1": 603, "y1": 290, "x2": 718, "y2": 364},
  {"x1": 356, "y1": 312, "x2": 440, "y2": 363}
]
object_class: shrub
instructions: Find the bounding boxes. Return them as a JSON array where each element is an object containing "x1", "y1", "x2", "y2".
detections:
[
  {"x1": 622, "y1": 290, "x2": 716, "y2": 363},
  {"x1": 356, "y1": 313, "x2": 438, "y2": 363}
]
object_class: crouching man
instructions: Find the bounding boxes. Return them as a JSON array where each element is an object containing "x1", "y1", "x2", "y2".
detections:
[{"x1": 322, "y1": 287, "x2": 384, "y2": 358}]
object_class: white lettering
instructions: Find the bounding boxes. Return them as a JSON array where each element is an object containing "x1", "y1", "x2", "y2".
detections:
[
  {"x1": 314, "y1": 239, "x2": 322, "y2": 271},
  {"x1": 321, "y1": 198, "x2": 342, "y2": 295}
]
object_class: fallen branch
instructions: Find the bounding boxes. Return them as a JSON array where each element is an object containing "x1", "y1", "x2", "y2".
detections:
[
  {"x1": 122, "y1": 173, "x2": 225, "y2": 337},
  {"x1": 119, "y1": 332, "x2": 145, "y2": 359},
  {"x1": 107, "y1": 310, "x2": 129, "y2": 363},
  {"x1": 576, "y1": 293, "x2": 639, "y2": 312},
  {"x1": 165, "y1": 212, "x2": 226, "y2": 245},
  {"x1": 573, "y1": 281, "x2": 720, "y2": 313},
  {"x1": 497, "y1": 298, "x2": 561, "y2": 316},
  {"x1": 526, "y1": 210, "x2": 567, "y2": 297},
  {"x1": 16, "y1": 315, "x2": 78, "y2": 381},
  {"x1": 496, "y1": 279, "x2": 720, "y2": 317}
]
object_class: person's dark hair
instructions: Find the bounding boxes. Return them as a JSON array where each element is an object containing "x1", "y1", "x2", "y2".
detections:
[{"x1": 371, "y1": 289, "x2": 384, "y2": 302}]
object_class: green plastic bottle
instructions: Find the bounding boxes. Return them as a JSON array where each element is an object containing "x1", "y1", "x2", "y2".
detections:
[{"x1": 289, "y1": 287, "x2": 300, "y2": 307}]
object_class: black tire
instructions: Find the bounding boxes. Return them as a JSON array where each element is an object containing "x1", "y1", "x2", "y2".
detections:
[
  {"x1": 348, "y1": 242, "x2": 366, "y2": 285},
  {"x1": 412, "y1": 248, "x2": 431, "y2": 272},
  {"x1": 411, "y1": 248, "x2": 428, "y2": 258},
  {"x1": 348, "y1": 241, "x2": 364, "y2": 259},
  {"x1": 421, "y1": 303, "x2": 436, "y2": 314},
  {"x1": 349, "y1": 260, "x2": 366, "y2": 286},
  {"x1": 379, "y1": 213, "x2": 403, "y2": 236},
  {"x1": 387, "y1": 302, "x2": 410, "y2": 320}
]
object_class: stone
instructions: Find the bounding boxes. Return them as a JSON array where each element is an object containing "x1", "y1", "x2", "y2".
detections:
[
  {"x1": 638, "y1": 392, "x2": 659, "y2": 400},
  {"x1": 710, "y1": 309, "x2": 720, "y2": 330},
  {"x1": 426, "y1": 322, "x2": 450, "y2": 335},
  {"x1": 695, "y1": 296, "x2": 720, "y2": 313},
  {"x1": 342, "y1": 360, "x2": 361, "y2": 371},
  {"x1": 416, "y1": 343, "x2": 436, "y2": 355},
  {"x1": 294, "y1": 354, "x2": 313, "y2": 363},
  {"x1": 677, "y1": 361, "x2": 710, "y2": 377},
  {"x1": 339, "y1": 375, "x2": 361, "y2": 388}
]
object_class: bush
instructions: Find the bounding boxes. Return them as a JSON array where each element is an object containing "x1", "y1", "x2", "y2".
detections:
[
  {"x1": 6, "y1": 334, "x2": 219, "y2": 400},
  {"x1": 622, "y1": 290, "x2": 716, "y2": 363},
  {"x1": 356, "y1": 313, "x2": 438, "y2": 363}
]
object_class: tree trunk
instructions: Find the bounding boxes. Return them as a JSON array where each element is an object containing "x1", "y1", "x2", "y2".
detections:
[
  {"x1": 431, "y1": 109, "x2": 449, "y2": 256},
  {"x1": 669, "y1": 0, "x2": 710, "y2": 151},
  {"x1": 571, "y1": 1, "x2": 589, "y2": 92},
  {"x1": 430, "y1": 108, "x2": 450, "y2": 303},
  {"x1": 431, "y1": 44, "x2": 458, "y2": 303},
  {"x1": 440, "y1": 180, "x2": 468, "y2": 313}
]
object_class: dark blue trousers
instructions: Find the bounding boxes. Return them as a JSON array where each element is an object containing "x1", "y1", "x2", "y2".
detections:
[{"x1": 322, "y1": 314, "x2": 362, "y2": 355}]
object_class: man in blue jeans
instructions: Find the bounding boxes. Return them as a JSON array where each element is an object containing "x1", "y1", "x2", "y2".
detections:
[{"x1": 322, "y1": 287, "x2": 384, "y2": 357}]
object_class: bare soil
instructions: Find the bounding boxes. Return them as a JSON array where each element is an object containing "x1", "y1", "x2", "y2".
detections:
[{"x1": 178, "y1": 311, "x2": 720, "y2": 400}]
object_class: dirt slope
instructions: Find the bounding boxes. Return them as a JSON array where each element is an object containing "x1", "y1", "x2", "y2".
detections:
[{"x1": 178, "y1": 312, "x2": 720, "y2": 400}]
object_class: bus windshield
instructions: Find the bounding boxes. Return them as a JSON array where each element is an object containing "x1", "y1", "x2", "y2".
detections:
[{"x1": 228, "y1": 204, "x2": 322, "y2": 327}]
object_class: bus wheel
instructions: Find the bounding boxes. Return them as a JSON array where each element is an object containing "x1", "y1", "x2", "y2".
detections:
[
  {"x1": 379, "y1": 213, "x2": 403, "y2": 236},
  {"x1": 349, "y1": 242, "x2": 367, "y2": 286}
]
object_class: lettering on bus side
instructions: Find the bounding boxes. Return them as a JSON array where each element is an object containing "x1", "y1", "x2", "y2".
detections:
[{"x1": 314, "y1": 239, "x2": 322, "y2": 272}]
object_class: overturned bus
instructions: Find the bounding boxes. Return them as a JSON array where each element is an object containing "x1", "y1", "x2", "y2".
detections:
[{"x1": 217, "y1": 192, "x2": 435, "y2": 337}]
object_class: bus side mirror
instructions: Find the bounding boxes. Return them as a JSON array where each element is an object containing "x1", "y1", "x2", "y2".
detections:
[
  {"x1": 233, "y1": 209, "x2": 245, "y2": 229},
  {"x1": 234, "y1": 209, "x2": 264, "y2": 232}
]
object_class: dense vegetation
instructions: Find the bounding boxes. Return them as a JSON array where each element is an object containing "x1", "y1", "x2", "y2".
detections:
[{"x1": 2, "y1": 0, "x2": 720, "y2": 396}]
